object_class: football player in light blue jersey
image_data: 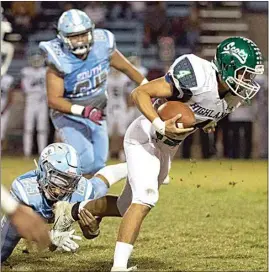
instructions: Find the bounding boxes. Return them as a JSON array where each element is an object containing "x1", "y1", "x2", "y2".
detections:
[
  {"x1": 1, "y1": 143, "x2": 127, "y2": 262},
  {"x1": 39, "y1": 9, "x2": 148, "y2": 175}
]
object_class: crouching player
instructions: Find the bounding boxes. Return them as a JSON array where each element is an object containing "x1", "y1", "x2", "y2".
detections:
[{"x1": 1, "y1": 143, "x2": 127, "y2": 262}]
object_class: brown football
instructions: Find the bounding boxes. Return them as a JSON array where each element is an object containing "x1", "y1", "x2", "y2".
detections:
[{"x1": 157, "y1": 101, "x2": 196, "y2": 128}]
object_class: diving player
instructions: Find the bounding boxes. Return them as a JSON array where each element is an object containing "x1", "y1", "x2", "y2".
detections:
[
  {"x1": 1, "y1": 143, "x2": 127, "y2": 262},
  {"x1": 39, "y1": 9, "x2": 148, "y2": 175}
]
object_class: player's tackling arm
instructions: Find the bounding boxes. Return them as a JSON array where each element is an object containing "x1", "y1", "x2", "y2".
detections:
[
  {"x1": 131, "y1": 77, "x2": 194, "y2": 136},
  {"x1": 46, "y1": 67, "x2": 73, "y2": 113},
  {"x1": 110, "y1": 49, "x2": 147, "y2": 86}
]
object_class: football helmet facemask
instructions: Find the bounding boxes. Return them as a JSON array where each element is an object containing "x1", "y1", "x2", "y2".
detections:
[
  {"x1": 37, "y1": 143, "x2": 82, "y2": 201},
  {"x1": 212, "y1": 36, "x2": 264, "y2": 100},
  {"x1": 57, "y1": 9, "x2": 94, "y2": 56}
]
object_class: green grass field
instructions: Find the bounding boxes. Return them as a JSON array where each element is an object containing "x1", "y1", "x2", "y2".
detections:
[{"x1": 1, "y1": 157, "x2": 268, "y2": 271}]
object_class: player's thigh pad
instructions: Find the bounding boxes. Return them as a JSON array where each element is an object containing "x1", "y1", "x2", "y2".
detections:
[{"x1": 124, "y1": 141, "x2": 161, "y2": 208}]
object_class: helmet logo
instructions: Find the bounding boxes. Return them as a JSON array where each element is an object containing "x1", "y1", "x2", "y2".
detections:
[
  {"x1": 41, "y1": 146, "x2": 55, "y2": 159},
  {"x1": 222, "y1": 42, "x2": 248, "y2": 64}
]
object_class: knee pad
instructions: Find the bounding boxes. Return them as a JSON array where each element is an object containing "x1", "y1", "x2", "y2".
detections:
[{"x1": 132, "y1": 188, "x2": 159, "y2": 208}]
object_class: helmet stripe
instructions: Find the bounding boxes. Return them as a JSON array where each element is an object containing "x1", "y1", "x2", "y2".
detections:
[
  {"x1": 67, "y1": 145, "x2": 78, "y2": 167},
  {"x1": 71, "y1": 10, "x2": 82, "y2": 25}
]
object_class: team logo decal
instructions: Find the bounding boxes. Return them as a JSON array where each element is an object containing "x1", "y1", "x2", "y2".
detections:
[{"x1": 221, "y1": 42, "x2": 248, "y2": 64}]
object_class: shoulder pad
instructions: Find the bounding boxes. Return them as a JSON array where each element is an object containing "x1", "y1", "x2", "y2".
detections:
[
  {"x1": 94, "y1": 29, "x2": 116, "y2": 56},
  {"x1": 165, "y1": 54, "x2": 207, "y2": 101},
  {"x1": 39, "y1": 39, "x2": 67, "y2": 74}
]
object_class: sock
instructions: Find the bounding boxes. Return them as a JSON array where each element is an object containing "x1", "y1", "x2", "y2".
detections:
[
  {"x1": 95, "y1": 163, "x2": 127, "y2": 187},
  {"x1": 113, "y1": 241, "x2": 133, "y2": 268}
]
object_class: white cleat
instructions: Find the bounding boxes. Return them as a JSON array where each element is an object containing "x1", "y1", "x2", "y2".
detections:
[
  {"x1": 162, "y1": 175, "x2": 170, "y2": 185},
  {"x1": 111, "y1": 266, "x2": 137, "y2": 271},
  {"x1": 52, "y1": 201, "x2": 75, "y2": 232}
]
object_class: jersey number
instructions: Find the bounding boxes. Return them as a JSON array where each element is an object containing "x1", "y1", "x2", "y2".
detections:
[{"x1": 73, "y1": 71, "x2": 107, "y2": 95}]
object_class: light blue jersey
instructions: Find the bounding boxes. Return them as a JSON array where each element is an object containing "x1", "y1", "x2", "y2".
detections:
[
  {"x1": 39, "y1": 29, "x2": 115, "y2": 110},
  {"x1": 10, "y1": 170, "x2": 107, "y2": 221},
  {"x1": 1, "y1": 170, "x2": 108, "y2": 262},
  {"x1": 39, "y1": 29, "x2": 115, "y2": 174}
]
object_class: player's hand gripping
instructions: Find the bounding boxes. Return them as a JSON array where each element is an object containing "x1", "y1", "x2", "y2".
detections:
[
  {"x1": 78, "y1": 209, "x2": 101, "y2": 238},
  {"x1": 82, "y1": 105, "x2": 103, "y2": 125},
  {"x1": 165, "y1": 114, "x2": 194, "y2": 140}
]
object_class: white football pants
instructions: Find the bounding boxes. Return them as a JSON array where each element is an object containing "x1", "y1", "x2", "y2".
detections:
[
  {"x1": 23, "y1": 96, "x2": 48, "y2": 156},
  {"x1": 117, "y1": 115, "x2": 179, "y2": 216}
]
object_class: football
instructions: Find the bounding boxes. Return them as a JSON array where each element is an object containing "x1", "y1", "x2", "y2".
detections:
[{"x1": 157, "y1": 101, "x2": 196, "y2": 128}]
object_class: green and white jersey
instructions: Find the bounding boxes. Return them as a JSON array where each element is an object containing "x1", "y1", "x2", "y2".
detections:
[{"x1": 164, "y1": 54, "x2": 243, "y2": 124}]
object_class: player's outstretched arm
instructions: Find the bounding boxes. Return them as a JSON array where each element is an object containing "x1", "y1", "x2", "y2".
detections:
[
  {"x1": 131, "y1": 77, "x2": 194, "y2": 137},
  {"x1": 110, "y1": 50, "x2": 147, "y2": 86}
]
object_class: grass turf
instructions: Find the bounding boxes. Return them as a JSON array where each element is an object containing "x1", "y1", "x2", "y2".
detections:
[{"x1": 1, "y1": 157, "x2": 267, "y2": 271}]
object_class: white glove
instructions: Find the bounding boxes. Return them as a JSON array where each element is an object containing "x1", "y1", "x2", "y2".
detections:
[{"x1": 50, "y1": 229, "x2": 82, "y2": 252}]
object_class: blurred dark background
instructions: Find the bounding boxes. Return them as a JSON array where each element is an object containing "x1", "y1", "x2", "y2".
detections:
[{"x1": 1, "y1": 1, "x2": 268, "y2": 160}]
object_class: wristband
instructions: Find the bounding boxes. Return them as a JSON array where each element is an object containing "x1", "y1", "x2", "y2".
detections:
[
  {"x1": 140, "y1": 78, "x2": 149, "y2": 85},
  {"x1": 1, "y1": 185, "x2": 19, "y2": 215},
  {"x1": 152, "y1": 117, "x2": 165, "y2": 135},
  {"x1": 71, "y1": 104, "x2": 85, "y2": 116}
]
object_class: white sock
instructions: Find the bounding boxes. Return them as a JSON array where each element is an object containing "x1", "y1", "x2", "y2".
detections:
[
  {"x1": 113, "y1": 241, "x2": 133, "y2": 268},
  {"x1": 95, "y1": 163, "x2": 127, "y2": 187}
]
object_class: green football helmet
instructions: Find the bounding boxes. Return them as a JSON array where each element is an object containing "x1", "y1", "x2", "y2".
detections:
[{"x1": 212, "y1": 36, "x2": 264, "y2": 100}]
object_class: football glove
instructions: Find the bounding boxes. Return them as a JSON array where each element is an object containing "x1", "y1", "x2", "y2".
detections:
[
  {"x1": 82, "y1": 105, "x2": 103, "y2": 125},
  {"x1": 50, "y1": 229, "x2": 82, "y2": 252}
]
